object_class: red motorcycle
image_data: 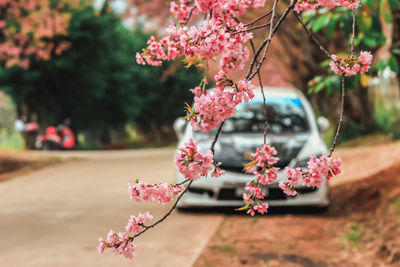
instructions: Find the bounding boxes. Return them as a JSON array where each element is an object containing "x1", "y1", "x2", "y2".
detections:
[
  {"x1": 15, "y1": 119, "x2": 75, "y2": 150},
  {"x1": 35, "y1": 119, "x2": 75, "y2": 150}
]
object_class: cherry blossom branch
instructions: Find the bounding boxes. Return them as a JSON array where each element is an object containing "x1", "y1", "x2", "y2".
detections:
[
  {"x1": 329, "y1": 10, "x2": 356, "y2": 156},
  {"x1": 292, "y1": 11, "x2": 351, "y2": 156},
  {"x1": 250, "y1": 33, "x2": 268, "y2": 145},
  {"x1": 329, "y1": 75, "x2": 345, "y2": 156},
  {"x1": 128, "y1": 180, "x2": 194, "y2": 241},
  {"x1": 245, "y1": 0, "x2": 298, "y2": 81},
  {"x1": 258, "y1": 0, "x2": 279, "y2": 67},
  {"x1": 244, "y1": 10, "x2": 273, "y2": 27},
  {"x1": 101, "y1": 0, "x2": 368, "y2": 257},
  {"x1": 351, "y1": 9, "x2": 356, "y2": 58},
  {"x1": 292, "y1": 11, "x2": 338, "y2": 65},
  {"x1": 176, "y1": 179, "x2": 190, "y2": 186},
  {"x1": 126, "y1": 121, "x2": 225, "y2": 243},
  {"x1": 183, "y1": 6, "x2": 196, "y2": 26},
  {"x1": 210, "y1": 121, "x2": 225, "y2": 155},
  {"x1": 232, "y1": 22, "x2": 271, "y2": 35}
]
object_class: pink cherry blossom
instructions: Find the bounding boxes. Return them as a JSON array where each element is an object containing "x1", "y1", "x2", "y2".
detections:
[
  {"x1": 295, "y1": 0, "x2": 359, "y2": 12},
  {"x1": 283, "y1": 154, "x2": 342, "y2": 192},
  {"x1": 98, "y1": 212, "x2": 153, "y2": 258},
  {"x1": 125, "y1": 212, "x2": 153, "y2": 233},
  {"x1": 279, "y1": 181, "x2": 298, "y2": 196},
  {"x1": 240, "y1": 144, "x2": 280, "y2": 215},
  {"x1": 128, "y1": 180, "x2": 184, "y2": 204},
  {"x1": 98, "y1": 229, "x2": 138, "y2": 259},
  {"x1": 175, "y1": 139, "x2": 214, "y2": 180},
  {"x1": 186, "y1": 72, "x2": 255, "y2": 132},
  {"x1": 244, "y1": 144, "x2": 280, "y2": 184},
  {"x1": 136, "y1": 18, "x2": 253, "y2": 70},
  {"x1": 338, "y1": 0, "x2": 360, "y2": 9},
  {"x1": 329, "y1": 51, "x2": 372, "y2": 76}
]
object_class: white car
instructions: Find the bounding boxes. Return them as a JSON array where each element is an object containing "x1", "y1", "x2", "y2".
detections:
[{"x1": 174, "y1": 87, "x2": 330, "y2": 210}]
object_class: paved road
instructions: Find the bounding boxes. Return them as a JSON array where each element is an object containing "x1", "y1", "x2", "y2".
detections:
[{"x1": 0, "y1": 148, "x2": 222, "y2": 267}]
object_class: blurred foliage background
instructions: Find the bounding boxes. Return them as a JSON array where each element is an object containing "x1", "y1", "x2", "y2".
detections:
[
  {"x1": 303, "y1": 0, "x2": 400, "y2": 145},
  {"x1": 0, "y1": 1, "x2": 202, "y2": 149},
  {"x1": 0, "y1": 0, "x2": 399, "y2": 150}
]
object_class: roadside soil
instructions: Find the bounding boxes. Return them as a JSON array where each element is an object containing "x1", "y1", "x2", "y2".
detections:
[
  {"x1": 0, "y1": 151, "x2": 62, "y2": 182},
  {"x1": 194, "y1": 142, "x2": 400, "y2": 267}
]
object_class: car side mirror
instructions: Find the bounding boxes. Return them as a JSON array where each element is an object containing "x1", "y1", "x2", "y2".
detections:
[
  {"x1": 317, "y1": 116, "x2": 330, "y2": 132},
  {"x1": 173, "y1": 117, "x2": 187, "y2": 139}
]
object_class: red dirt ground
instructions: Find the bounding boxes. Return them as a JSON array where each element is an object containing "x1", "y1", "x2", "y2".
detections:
[
  {"x1": 194, "y1": 142, "x2": 400, "y2": 267},
  {"x1": 0, "y1": 151, "x2": 61, "y2": 182}
]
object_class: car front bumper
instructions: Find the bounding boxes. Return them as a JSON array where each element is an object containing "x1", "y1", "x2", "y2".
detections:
[{"x1": 176, "y1": 170, "x2": 330, "y2": 208}]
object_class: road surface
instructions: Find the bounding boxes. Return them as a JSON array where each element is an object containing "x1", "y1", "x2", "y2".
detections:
[{"x1": 0, "y1": 148, "x2": 222, "y2": 267}]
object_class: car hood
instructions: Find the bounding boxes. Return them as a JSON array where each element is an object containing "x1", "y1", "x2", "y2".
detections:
[{"x1": 208, "y1": 132, "x2": 310, "y2": 172}]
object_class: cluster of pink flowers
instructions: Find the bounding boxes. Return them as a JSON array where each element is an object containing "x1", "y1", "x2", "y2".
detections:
[
  {"x1": 329, "y1": 51, "x2": 373, "y2": 76},
  {"x1": 170, "y1": 0, "x2": 266, "y2": 24},
  {"x1": 98, "y1": 212, "x2": 153, "y2": 259},
  {"x1": 136, "y1": 19, "x2": 253, "y2": 71},
  {"x1": 244, "y1": 145, "x2": 280, "y2": 184},
  {"x1": 98, "y1": 231, "x2": 136, "y2": 259},
  {"x1": 128, "y1": 180, "x2": 185, "y2": 205},
  {"x1": 175, "y1": 139, "x2": 224, "y2": 180},
  {"x1": 170, "y1": 0, "x2": 194, "y2": 23},
  {"x1": 186, "y1": 72, "x2": 255, "y2": 132},
  {"x1": 281, "y1": 154, "x2": 342, "y2": 196},
  {"x1": 220, "y1": 44, "x2": 250, "y2": 71},
  {"x1": 295, "y1": 0, "x2": 360, "y2": 12},
  {"x1": 242, "y1": 145, "x2": 280, "y2": 216},
  {"x1": 279, "y1": 181, "x2": 298, "y2": 196},
  {"x1": 125, "y1": 212, "x2": 153, "y2": 233}
]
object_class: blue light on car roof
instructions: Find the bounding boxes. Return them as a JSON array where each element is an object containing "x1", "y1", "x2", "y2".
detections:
[{"x1": 245, "y1": 97, "x2": 302, "y2": 107}]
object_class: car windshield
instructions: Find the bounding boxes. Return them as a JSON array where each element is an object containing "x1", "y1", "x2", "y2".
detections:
[{"x1": 220, "y1": 97, "x2": 309, "y2": 134}]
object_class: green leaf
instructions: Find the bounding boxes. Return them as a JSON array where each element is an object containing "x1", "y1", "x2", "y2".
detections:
[
  {"x1": 312, "y1": 16, "x2": 329, "y2": 32},
  {"x1": 314, "y1": 82, "x2": 326, "y2": 93},
  {"x1": 235, "y1": 204, "x2": 250, "y2": 211},
  {"x1": 388, "y1": 57, "x2": 399, "y2": 73},
  {"x1": 376, "y1": 60, "x2": 388, "y2": 72},
  {"x1": 327, "y1": 16, "x2": 338, "y2": 38}
]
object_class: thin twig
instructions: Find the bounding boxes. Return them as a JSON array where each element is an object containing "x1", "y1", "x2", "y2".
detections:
[
  {"x1": 175, "y1": 179, "x2": 190, "y2": 186},
  {"x1": 292, "y1": 11, "x2": 345, "y2": 73},
  {"x1": 350, "y1": 9, "x2": 356, "y2": 58},
  {"x1": 293, "y1": 10, "x2": 347, "y2": 156},
  {"x1": 231, "y1": 22, "x2": 271, "y2": 35},
  {"x1": 250, "y1": 30, "x2": 268, "y2": 145},
  {"x1": 244, "y1": 10, "x2": 273, "y2": 27},
  {"x1": 329, "y1": 76, "x2": 345, "y2": 156},
  {"x1": 210, "y1": 121, "x2": 225, "y2": 155},
  {"x1": 251, "y1": 0, "x2": 279, "y2": 81},
  {"x1": 183, "y1": 6, "x2": 196, "y2": 26},
  {"x1": 245, "y1": 0, "x2": 298, "y2": 81}
]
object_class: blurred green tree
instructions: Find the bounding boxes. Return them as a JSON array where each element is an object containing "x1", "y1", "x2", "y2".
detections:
[
  {"x1": 0, "y1": 5, "x2": 201, "y2": 145},
  {"x1": 302, "y1": 0, "x2": 400, "y2": 141}
]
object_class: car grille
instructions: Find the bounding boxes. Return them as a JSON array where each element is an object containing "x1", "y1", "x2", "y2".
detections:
[
  {"x1": 220, "y1": 160, "x2": 291, "y2": 174},
  {"x1": 217, "y1": 188, "x2": 287, "y2": 201},
  {"x1": 296, "y1": 187, "x2": 318, "y2": 194},
  {"x1": 188, "y1": 188, "x2": 215, "y2": 198},
  {"x1": 188, "y1": 186, "x2": 319, "y2": 202}
]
